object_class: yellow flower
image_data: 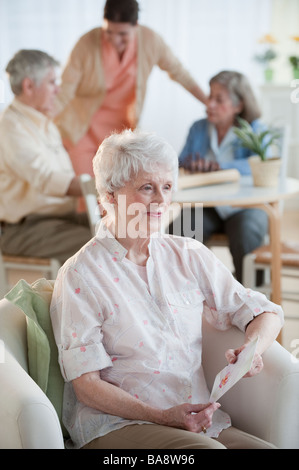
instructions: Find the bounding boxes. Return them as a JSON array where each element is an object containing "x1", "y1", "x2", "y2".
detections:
[
  {"x1": 291, "y1": 36, "x2": 299, "y2": 42},
  {"x1": 258, "y1": 34, "x2": 277, "y2": 44}
]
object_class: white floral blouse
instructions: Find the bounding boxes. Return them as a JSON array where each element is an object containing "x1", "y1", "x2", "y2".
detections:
[{"x1": 50, "y1": 223, "x2": 284, "y2": 448}]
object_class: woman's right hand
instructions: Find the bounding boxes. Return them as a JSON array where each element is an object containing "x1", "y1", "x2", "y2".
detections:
[
  {"x1": 161, "y1": 402, "x2": 221, "y2": 433},
  {"x1": 182, "y1": 153, "x2": 220, "y2": 173}
]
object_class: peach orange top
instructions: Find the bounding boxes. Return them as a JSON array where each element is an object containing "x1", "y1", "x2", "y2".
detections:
[
  {"x1": 88, "y1": 31, "x2": 137, "y2": 145},
  {"x1": 66, "y1": 32, "x2": 137, "y2": 176}
]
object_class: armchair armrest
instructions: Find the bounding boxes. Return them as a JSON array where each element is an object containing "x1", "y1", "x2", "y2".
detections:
[
  {"x1": 0, "y1": 348, "x2": 64, "y2": 449},
  {"x1": 202, "y1": 318, "x2": 299, "y2": 449},
  {"x1": 0, "y1": 298, "x2": 64, "y2": 449}
]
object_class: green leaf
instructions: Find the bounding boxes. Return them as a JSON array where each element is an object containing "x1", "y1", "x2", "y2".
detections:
[{"x1": 233, "y1": 117, "x2": 279, "y2": 161}]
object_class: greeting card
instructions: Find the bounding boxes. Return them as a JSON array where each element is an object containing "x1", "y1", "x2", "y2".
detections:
[{"x1": 209, "y1": 337, "x2": 259, "y2": 402}]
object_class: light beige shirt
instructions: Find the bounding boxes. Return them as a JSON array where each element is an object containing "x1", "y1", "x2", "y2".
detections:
[
  {"x1": 0, "y1": 99, "x2": 76, "y2": 223},
  {"x1": 54, "y1": 25, "x2": 199, "y2": 144},
  {"x1": 50, "y1": 223, "x2": 284, "y2": 448}
]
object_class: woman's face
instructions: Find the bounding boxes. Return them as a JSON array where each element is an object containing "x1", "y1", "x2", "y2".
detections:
[
  {"x1": 112, "y1": 167, "x2": 174, "y2": 238},
  {"x1": 206, "y1": 82, "x2": 242, "y2": 127},
  {"x1": 102, "y1": 19, "x2": 137, "y2": 55}
]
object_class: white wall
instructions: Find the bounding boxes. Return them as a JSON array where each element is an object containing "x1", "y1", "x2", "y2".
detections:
[
  {"x1": 138, "y1": 0, "x2": 272, "y2": 152},
  {"x1": 0, "y1": 0, "x2": 273, "y2": 153}
]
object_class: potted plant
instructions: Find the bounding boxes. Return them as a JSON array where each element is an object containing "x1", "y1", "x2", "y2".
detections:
[
  {"x1": 289, "y1": 56, "x2": 299, "y2": 79},
  {"x1": 289, "y1": 36, "x2": 299, "y2": 79},
  {"x1": 254, "y1": 49, "x2": 277, "y2": 82},
  {"x1": 233, "y1": 118, "x2": 281, "y2": 187},
  {"x1": 254, "y1": 34, "x2": 278, "y2": 83}
]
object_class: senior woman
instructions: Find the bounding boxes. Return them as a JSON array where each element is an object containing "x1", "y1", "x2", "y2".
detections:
[
  {"x1": 50, "y1": 129, "x2": 283, "y2": 450},
  {"x1": 168, "y1": 70, "x2": 269, "y2": 284}
]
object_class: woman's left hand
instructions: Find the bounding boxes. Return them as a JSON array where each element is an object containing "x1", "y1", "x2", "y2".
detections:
[{"x1": 225, "y1": 345, "x2": 264, "y2": 377}]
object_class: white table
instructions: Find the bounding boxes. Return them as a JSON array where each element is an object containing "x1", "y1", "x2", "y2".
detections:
[{"x1": 173, "y1": 175, "x2": 299, "y2": 310}]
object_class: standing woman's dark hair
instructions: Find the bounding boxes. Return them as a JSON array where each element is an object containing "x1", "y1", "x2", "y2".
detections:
[{"x1": 103, "y1": 0, "x2": 139, "y2": 25}]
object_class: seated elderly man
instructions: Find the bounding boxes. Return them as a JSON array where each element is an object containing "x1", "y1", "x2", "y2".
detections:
[
  {"x1": 50, "y1": 129, "x2": 283, "y2": 450},
  {"x1": 0, "y1": 49, "x2": 91, "y2": 263}
]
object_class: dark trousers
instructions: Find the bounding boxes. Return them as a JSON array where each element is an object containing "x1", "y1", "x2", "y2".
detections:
[
  {"x1": 168, "y1": 207, "x2": 268, "y2": 284},
  {"x1": 0, "y1": 212, "x2": 92, "y2": 264}
]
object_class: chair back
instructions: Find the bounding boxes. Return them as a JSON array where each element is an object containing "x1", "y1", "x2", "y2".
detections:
[
  {"x1": 79, "y1": 174, "x2": 101, "y2": 235},
  {"x1": 269, "y1": 123, "x2": 290, "y2": 183},
  {"x1": 0, "y1": 250, "x2": 7, "y2": 299}
]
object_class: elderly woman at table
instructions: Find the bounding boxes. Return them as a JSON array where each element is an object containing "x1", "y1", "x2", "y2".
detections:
[
  {"x1": 168, "y1": 70, "x2": 269, "y2": 284},
  {"x1": 50, "y1": 129, "x2": 283, "y2": 450}
]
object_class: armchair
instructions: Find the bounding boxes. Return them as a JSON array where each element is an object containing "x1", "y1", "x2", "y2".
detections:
[
  {"x1": 0, "y1": 295, "x2": 64, "y2": 449},
  {"x1": 0, "y1": 280, "x2": 298, "y2": 449}
]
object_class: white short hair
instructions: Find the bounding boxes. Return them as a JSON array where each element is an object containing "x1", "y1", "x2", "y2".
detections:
[
  {"x1": 93, "y1": 129, "x2": 179, "y2": 200},
  {"x1": 6, "y1": 49, "x2": 59, "y2": 95}
]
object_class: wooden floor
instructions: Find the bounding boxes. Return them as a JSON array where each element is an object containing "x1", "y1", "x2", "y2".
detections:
[{"x1": 4, "y1": 210, "x2": 299, "y2": 353}]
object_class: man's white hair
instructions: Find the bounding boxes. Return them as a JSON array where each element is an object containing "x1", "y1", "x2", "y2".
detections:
[{"x1": 6, "y1": 49, "x2": 59, "y2": 95}]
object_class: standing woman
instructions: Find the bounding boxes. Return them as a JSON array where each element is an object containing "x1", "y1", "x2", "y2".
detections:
[{"x1": 54, "y1": 0, "x2": 207, "y2": 176}]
